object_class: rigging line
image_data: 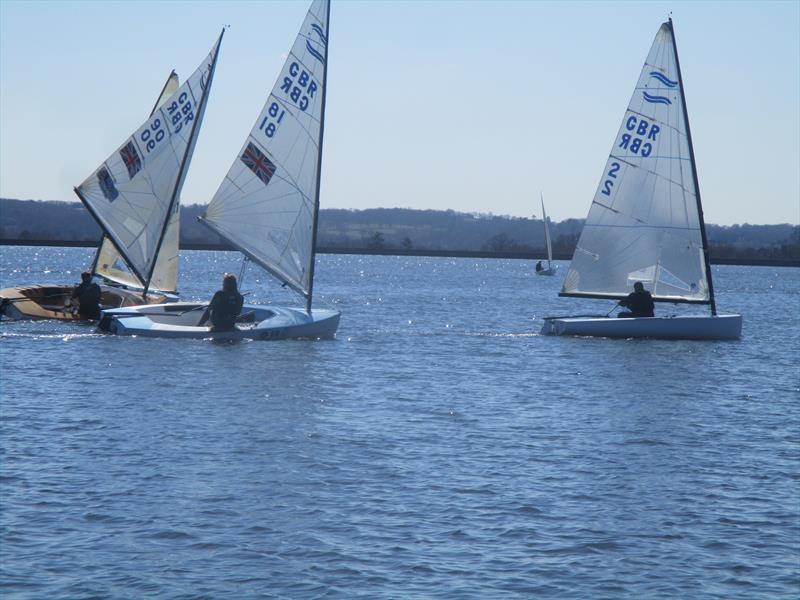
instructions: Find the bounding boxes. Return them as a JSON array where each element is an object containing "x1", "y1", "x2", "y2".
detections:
[
  {"x1": 284, "y1": 50, "x2": 328, "y2": 105},
  {"x1": 583, "y1": 222, "x2": 701, "y2": 231},
  {"x1": 265, "y1": 97, "x2": 320, "y2": 181},
  {"x1": 205, "y1": 225, "x2": 305, "y2": 298},
  {"x1": 623, "y1": 107, "x2": 687, "y2": 136},
  {"x1": 607, "y1": 154, "x2": 695, "y2": 190},
  {"x1": 277, "y1": 203, "x2": 314, "y2": 268},
  {"x1": 270, "y1": 92, "x2": 323, "y2": 137},
  {"x1": 238, "y1": 255, "x2": 249, "y2": 289},
  {"x1": 604, "y1": 232, "x2": 647, "y2": 267},
  {"x1": 211, "y1": 196, "x2": 305, "y2": 217}
]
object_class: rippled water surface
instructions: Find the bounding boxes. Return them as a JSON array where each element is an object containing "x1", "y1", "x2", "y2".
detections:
[{"x1": 1, "y1": 246, "x2": 798, "y2": 598}]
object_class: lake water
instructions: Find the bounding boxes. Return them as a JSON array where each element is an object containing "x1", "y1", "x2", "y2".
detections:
[{"x1": 1, "y1": 245, "x2": 798, "y2": 598}]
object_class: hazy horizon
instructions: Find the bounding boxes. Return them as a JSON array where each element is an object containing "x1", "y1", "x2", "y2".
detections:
[{"x1": 1, "y1": 1, "x2": 798, "y2": 226}]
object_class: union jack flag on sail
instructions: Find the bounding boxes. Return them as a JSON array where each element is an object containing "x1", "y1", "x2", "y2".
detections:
[
  {"x1": 97, "y1": 167, "x2": 118, "y2": 201},
  {"x1": 120, "y1": 141, "x2": 142, "y2": 179},
  {"x1": 240, "y1": 141, "x2": 277, "y2": 186}
]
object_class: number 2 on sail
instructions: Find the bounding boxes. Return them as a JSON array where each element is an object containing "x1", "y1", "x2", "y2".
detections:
[{"x1": 601, "y1": 162, "x2": 621, "y2": 196}]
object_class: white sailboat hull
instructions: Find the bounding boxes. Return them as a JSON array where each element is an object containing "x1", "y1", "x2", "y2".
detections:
[
  {"x1": 541, "y1": 314, "x2": 742, "y2": 340},
  {"x1": 99, "y1": 302, "x2": 340, "y2": 340},
  {"x1": 536, "y1": 267, "x2": 557, "y2": 276}
]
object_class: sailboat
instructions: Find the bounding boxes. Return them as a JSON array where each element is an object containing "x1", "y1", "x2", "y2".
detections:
[
  {"x1": 1, "y1": 30, "x2": 222, "y2": 321},
  {"x1": 541, "y1": 19, "x2": 741, "y2": 340},
  {"x1": 535, "y1": 193, "x2": 557, "y2": 276},
  {"x1": 99, "y1": 0, "x2": 340, "y2": 340},
  {"x1": 0, "y1": 73, "x2": 180, "y2": 320}
]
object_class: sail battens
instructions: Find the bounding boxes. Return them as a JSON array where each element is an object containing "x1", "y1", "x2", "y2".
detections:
[
  {"x1": 76, "y1": 38, "x2": 221, "y2": 293},
  {"x1": 561, "y1": 21, "x2": 709, "y2": 304},
  {"x1": 582, "y1": 223, "x2": 701, "y2": 232},
  {"x1": 558, "y1": 291, "x2": 711, "y2": 305},
  {"x1": 203, "y1": 0, "x2": 329, "y2": 297},
  {"x1": 199, "y1": 218, "x2": 308, "y2": 298}
]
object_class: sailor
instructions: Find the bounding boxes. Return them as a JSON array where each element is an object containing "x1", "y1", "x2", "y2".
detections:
[
  {"x1": 70, "y1": 271, "x2": 102, "y2": 320},
  {"x1": 199, "y1": 273, "x2": 244, "y2": 331},
  {"x1": 535, "y1": 260, "x2": 543, "y2": 272},
  {"x1": 618, "y1": 281, "x2": 655, "y2": 318}
]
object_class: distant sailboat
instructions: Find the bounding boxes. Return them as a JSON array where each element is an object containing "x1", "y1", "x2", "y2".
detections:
[
  {"x1": 535, "y1": 193, "x2": 557, "y2": 276},
  {"x1": 0, "y1": 63, "x2": 203, "y2": 321},
  {"x1": 100, "y1": 0, "x2": 340, "y2": 340},
  {"x1": 542, "y1": 19, "x2": 741, "y2": 340}
]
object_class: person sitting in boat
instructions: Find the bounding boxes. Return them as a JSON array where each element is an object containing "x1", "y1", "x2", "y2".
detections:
[
  {"x1": 199, "y1": 273, "x2": 244, "y2": 331},
  {"x1": 535, "y1": 260, "x2": 543, "y2": 273},
  {"x1": 618, "y1": 281, "x2": 655, "y2": 318},
  {"x1": 70, "y1": 271, "x2": 102, "y2": 320}
]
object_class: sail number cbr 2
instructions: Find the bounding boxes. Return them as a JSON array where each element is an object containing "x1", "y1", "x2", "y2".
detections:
[
  {"x1": 602, "y1": 115, "x2": 661, "y2": 197},
  {"x1": 619, "y1": 115, "x2": 659, "y2": 157}
]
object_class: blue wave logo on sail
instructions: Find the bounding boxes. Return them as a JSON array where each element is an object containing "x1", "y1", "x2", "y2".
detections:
[
  {"x1": 311, "y1": 23, "x2": 327, "y2": 44},
  {"x1": 649, "y1": 71, "x2": 678, "y2": 87},
  {"x1": 642, "y1": 91, "x2": 672, "y2": 105},
  {"x1": 306, "y1": 23, "x2": 327, "y2": 64}
]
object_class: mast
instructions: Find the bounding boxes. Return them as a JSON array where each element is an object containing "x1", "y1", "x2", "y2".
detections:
[
  {"x1": 669, "y1": 18, "x2": 717, "y2": 315},
  {"x1": 541, "y1": 192, "x2": 552, "y2": 267},
  {"x1": 143, "y1": 29, "x2": 224, "y2": 299},
  {"x1": 304, "y1": 0, "x2": 331, "y2": 313}
]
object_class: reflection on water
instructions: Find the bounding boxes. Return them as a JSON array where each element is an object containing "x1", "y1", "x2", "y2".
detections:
[{"x1": 1, "y1": 246, "x2": 799, "y2": 597}]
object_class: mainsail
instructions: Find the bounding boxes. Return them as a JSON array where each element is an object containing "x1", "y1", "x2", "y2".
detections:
[
  {"x1": 201, "y1": 0, "x2": 330, "y2": 308},
  {"x1": 76, "y1": 33, "x2": 223, "y2": 295},
  {"x1": 92, "y1": 71, "x2": 182, "y2": 293},
  {"x1": 561, "y1": 20, "x2": 711, "y2": 304}
]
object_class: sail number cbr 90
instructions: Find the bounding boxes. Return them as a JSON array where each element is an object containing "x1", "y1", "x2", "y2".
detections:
[{"x1": 139, "y1": 92, "x2": 195, "y2": 154}]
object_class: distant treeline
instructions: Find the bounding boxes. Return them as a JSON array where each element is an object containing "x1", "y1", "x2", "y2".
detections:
[{"x1": 1, "y1": 198, "x2": 798, "y2": 263}]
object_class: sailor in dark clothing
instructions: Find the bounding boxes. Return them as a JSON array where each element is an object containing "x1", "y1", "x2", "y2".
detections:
[
  {"x1": 70, "y1": 271, "x2": 102, "y2": 320},
  {"x1": 618, "y1": 281, "x2": 655, "y2": 318},
  {"x1": 199, "y1": 273, "x2": 244, "y2": 331},
  {"x1": 535, "y1": 260, "x2": 543, "y2": 273}
]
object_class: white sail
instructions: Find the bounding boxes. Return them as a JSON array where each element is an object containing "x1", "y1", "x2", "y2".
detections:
[
  {"x1": 202, "y1": 0, "x2": 329, "y2": 299},
  {"x1": 93, "y1": 71, "x2": 182, "y2": 293},
  {"x1": 76, "y1": 35, "x2": 223, "y2": 291},
  {"x1": 541, "y1": 195, "x2": 553, "y2": 266},
  {"x1": 152, "y1": 70, "x2": 181, "y2": 114},
  {"x1": 561, "y1": 22, "x2": 709, "y2": 303}
]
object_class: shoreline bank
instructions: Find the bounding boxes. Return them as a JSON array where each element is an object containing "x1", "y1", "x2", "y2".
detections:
[{"x1": 1, "y1": 239, "x2": 797, "y2": 268}]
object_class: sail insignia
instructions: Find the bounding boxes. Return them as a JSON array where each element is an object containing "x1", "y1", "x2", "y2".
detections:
[
  {"x1": 76, "y1": 37, "x2": 222, "y2": 292},
  {"x1": 202, "y1": 0, "x2": 329, "y2": 300}
]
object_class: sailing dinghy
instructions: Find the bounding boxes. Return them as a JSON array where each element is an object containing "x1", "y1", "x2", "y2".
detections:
[
  {"x1": 536, "y1": 194, "x2": 557, "y2": 276},
  {"x1": 0, "y1": 72, "x2": 181, "y2": 320},
  {"x1": 100, "y1": 0, "x2": 340, "y2": 340},
  {"x1": 1, "y1": 31, "x2": 221, "y2": 321},
  {"x1": 541, "y1": 19, "x2": 741, "y2": 340}
]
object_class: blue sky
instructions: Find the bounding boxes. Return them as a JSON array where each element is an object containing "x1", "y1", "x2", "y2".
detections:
[{"x1": 1, "y1": 0, "x2": 798, "y2": 225}]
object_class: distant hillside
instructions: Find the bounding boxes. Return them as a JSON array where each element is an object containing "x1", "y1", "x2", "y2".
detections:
[{"x1": 1, "y1": 198, "x2": 798, "y2": 262}]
